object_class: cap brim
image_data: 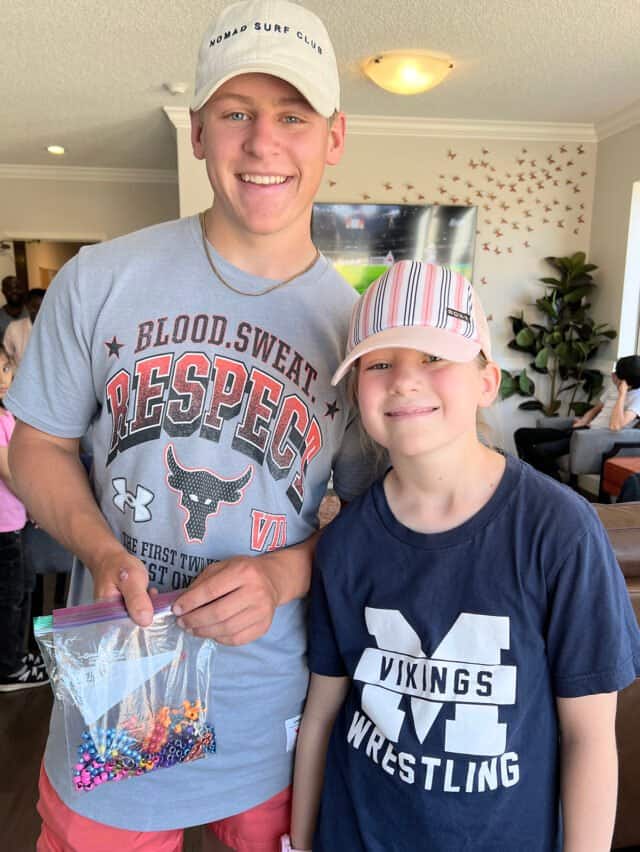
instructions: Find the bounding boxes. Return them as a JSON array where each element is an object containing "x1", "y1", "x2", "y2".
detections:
[
  {"x1": 331, "y1": 326, "x2": 481, "y2": 385},
  {"x1": 191, "y1": 61, "x2": 338, "y2": 117}
]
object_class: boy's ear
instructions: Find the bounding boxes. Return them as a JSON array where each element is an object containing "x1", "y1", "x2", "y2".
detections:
[
  {"x1": 478, "y1": 360, "x2": 502, "y2": 409},
  {"x1": 325, "y1": 112, "x2": 346, "y2": 166},
  {"x1": 190, "y1": 109, "x2": 206, "y2": 160}
]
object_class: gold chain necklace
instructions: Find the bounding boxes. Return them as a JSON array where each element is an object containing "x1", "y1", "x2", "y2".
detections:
[{"x1": 199, "y1": 212, "x2": 319, "y2": 297}]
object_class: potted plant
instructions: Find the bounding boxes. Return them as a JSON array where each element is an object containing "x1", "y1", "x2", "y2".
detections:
[{"x1": 500, "y1": 252, "x2": 616, "y2": 416}]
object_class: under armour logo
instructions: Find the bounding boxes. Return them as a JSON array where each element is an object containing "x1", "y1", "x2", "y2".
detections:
[{"x1": 112, "y1": 478, "x2": 154, "y2": 522}]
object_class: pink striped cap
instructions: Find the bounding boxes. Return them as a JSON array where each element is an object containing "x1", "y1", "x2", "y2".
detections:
[{"x1": 331, "y1": 261, "x2": 491, "y2": 385}]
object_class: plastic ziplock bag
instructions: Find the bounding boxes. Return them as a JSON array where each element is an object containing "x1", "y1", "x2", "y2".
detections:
[{"x1": 34, "y1": 591, "x2": 216, "y2": 793}]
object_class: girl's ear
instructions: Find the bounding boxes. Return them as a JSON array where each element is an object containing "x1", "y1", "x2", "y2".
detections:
[{"x1": 478, "y1": 360, "x2": 501, "y2": 409}]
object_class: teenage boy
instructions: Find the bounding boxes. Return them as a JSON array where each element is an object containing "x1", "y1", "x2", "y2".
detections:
[{"x1": 7, "y1": 2, "x2": 375, "y2": 849}]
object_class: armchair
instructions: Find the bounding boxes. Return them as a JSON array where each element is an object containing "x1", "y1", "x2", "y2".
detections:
[{"x1": 535, "y1": 417, "x2": 640, "y2": 489}]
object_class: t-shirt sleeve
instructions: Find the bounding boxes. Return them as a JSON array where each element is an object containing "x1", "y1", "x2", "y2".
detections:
[
  {"x1": 331, "y1": 410, "x2": 385, "y2": 503},
  {"x1": 624, "y1": 387, "x2": 640, "y2": 417},
  {"x1": 0, "y1": 413, "x2": 13, "y2": 448},
  {"x1": 5, "y1": 256, "x2": 96, "y2": 437},
  {"x1": 546, "y1": 512, "x2": 640, "y2": 697},
  {"x1": 308, "y1": 554, "x2": 348, "y2": 677}
]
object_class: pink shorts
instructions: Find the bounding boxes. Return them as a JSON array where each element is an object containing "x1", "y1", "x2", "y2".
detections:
[{"x1": 36, "y1": 765, "x2": 291, "y2": 852}]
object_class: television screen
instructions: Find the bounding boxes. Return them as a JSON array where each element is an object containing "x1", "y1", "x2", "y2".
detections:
[{"x1": 311, "y1": 203, "x2": 477, "y2": 293}]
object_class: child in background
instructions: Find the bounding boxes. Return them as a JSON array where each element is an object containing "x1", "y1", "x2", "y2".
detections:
[
  {"x1": 0, "y1": 344, "x2": 47, "y2": 691},
  {"x1": 286, "y1": 261, "x2": 640, "y2": 852}
]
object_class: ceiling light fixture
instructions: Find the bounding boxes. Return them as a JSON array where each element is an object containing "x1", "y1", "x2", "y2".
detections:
[
  {"x1": 47, "y1": 145, "x2": 65, "y2": 156},
  {"x1": 362, "y1": 50, "x2": 454, "y2": 95}
]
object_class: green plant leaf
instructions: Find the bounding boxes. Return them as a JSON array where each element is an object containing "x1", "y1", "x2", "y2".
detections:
[
  {"x1": 564, "y1": 286, "x2": 594, "y2": 304},
  {"x1": 549, "y1": 399, "x2": 562, "y2": 415},
  {"x1": 515, "y1": 327, "x2": 536, "y2": 348},
  {"x1": 529, "y1": 363, "x2": 549, "y2": 375},
  {"x1": 518, "y1": 400, "x2": 544, "y2": 411},
  {"x1": 499, "y1": 371, "x2": 516, "y2": 400},
  {"x1": 518, "y1": 371, "x2": 535, "y2": 395},
  {"x1": 509, "y1": 312, "x2": 525, "y2": 335},
  {"x1": 536, "y1": 298, "x2": 556, "y2": 317},
  {"x1": 534, "y1": 347, "x2": 550, "y2": 369},
  {"x1": 539, "y1": 276, "x2": 562, "y2": 285}
]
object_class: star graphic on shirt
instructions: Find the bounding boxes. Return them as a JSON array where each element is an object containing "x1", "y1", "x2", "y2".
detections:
[
  {"x1": 324, "y1": 400, "x2": 340, "y2": 420},
  {"x1": 105, "y1": 336, "x2": 125, "y2": 358}
]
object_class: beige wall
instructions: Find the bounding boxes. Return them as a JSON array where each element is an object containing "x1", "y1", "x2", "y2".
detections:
[
  {"x1": 589, "y1": 123, "x2": 640, "y2": 355},
  {"x1": 25, "y1": 241, "x2": 86, "y2": 288},
  {"x1": 0, "y1": 176, "x2": 178, "y2": 246},
  {"x1": 171, "y1": 119, "x2": 605, "y2": 449},
  {"x1": 0, "y1": 242, "x2": 16, "y2": 284}
]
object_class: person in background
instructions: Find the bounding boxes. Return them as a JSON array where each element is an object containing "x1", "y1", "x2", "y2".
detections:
[
  {"x1": 3, "y1": 288, "x2": 46, "y2": 366},
  {"x1": 514, "y1": 355, "x2": 640, "y2": 479},
  {"x1": 0, "y1": 343, "x2": 48, "y2": 691},
  {"x1": 287, "y1": 261, "x2": 640, "y2": 852},
  {"x1": 6, "y1": 1, "x2": 377, "y2": 849},
  {"x1": 0, "y1": 275, "x2": 29, "y2": 344}
]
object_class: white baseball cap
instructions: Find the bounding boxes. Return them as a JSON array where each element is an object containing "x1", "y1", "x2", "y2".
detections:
[
  {"x1": 332, "y1": 261, "x2": 492, "y2": 385},
  {"x1": 191, "y1": 0, "x2": 340, "y2": 117}
]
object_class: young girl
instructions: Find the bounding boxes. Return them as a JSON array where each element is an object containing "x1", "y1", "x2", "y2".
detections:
[
  {"x1": 0, "y1": 344, "x2": 47, "y2": 690},
  {"x1": 285, "y1": 261, "x2": 640, "y2": 852}
]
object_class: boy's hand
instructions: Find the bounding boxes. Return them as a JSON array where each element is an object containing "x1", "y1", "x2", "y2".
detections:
[
  {"x1": 572, "y1": 416, "x2": 589, "y2": 428},
  {"x1": 92, "y1": 548, "x2": 155, "y2": 627},
  {"x1": 173, "y1": 553, "x2": 280, "y2": 645}
]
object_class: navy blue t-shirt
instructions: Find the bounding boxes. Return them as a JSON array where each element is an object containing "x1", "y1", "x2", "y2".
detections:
[{"x1": 309, "y1": 454, "x2": 640, "y2": 852}]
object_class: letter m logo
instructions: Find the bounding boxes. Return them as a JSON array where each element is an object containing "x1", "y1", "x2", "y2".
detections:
[{"x1": 354, "y1": 608, "x2": 515, "y2": 756}]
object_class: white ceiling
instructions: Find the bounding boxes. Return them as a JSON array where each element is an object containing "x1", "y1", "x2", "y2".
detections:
[{"x1": 3, "y1": 0, "x2": 640, "y2": 172}]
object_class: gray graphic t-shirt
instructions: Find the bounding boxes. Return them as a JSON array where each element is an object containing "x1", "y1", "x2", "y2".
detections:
[{"x1": 7, "y1": 215, "x2": 376, "y2": 830}]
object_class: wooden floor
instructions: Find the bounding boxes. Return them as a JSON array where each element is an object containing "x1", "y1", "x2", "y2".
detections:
[{"x1": 0, "y1": 684, "x2": 203, "y2": 851}]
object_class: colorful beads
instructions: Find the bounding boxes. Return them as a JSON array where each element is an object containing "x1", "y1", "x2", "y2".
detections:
[{"x1": 72, "y1": 703, "x2": 216, "y2": 792}]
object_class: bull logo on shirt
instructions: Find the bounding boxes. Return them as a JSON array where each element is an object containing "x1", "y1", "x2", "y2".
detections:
[{"x1": 165, "y1": 444, "x2": 253, "y2": 542}]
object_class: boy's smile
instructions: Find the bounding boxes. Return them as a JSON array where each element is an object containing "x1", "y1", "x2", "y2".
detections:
[{"x1": 191, "y1": 73, "x2": 345, "y2": 265}]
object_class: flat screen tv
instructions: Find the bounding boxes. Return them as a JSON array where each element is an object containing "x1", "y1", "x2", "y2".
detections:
[{"x1": 311, "y1": 203, "x2": 477, "y2": 293}]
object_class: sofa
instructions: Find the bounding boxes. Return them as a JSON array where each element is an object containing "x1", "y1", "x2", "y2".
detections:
[
  {"x1": 594, "y1": 502, "x2": 640, "y2": 850},
  {"x1": 536, "y1": 415, "x2": 640, "y2": 483}
]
